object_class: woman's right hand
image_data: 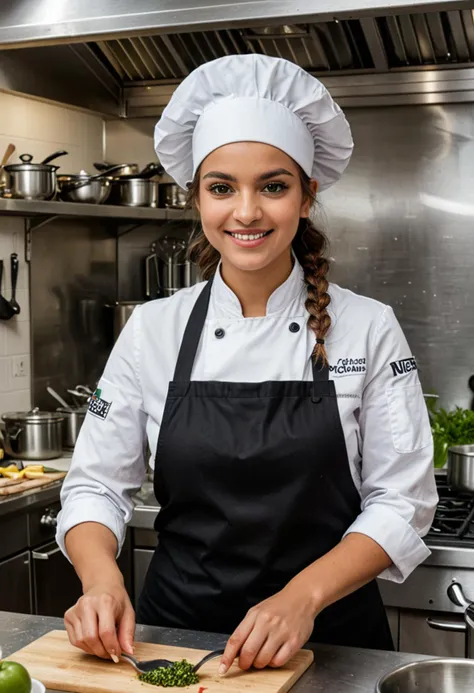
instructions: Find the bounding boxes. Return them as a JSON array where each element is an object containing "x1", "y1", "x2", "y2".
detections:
[{"x1": 64, "y1": 581, "x2": 135, "y2": 660}]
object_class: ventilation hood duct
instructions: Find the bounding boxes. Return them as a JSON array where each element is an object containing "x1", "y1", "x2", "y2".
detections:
[{"x1": 0, "y1": 0, "x2": 472, "y2": 115}]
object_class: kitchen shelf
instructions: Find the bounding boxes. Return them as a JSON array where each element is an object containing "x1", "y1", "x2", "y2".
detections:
[{"x1": 0, "y1": 198, "x2": 196, "y2": 222}]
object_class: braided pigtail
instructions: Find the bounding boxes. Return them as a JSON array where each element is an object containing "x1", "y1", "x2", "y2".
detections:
[{"x1": 292, "y1": 216, "x2": 331, "y2": 366}]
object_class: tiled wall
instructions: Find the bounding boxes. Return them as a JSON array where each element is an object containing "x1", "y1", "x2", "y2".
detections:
[
  {"x1": 0, "y1": 220, "x2": 30, "y2": 412},
  {"x1": 0, "y1": 92, "x2": 104, "y2": 416}
]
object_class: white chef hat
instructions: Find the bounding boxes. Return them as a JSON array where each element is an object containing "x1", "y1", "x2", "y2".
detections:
[{"x1": 154, "y1": 54, "x2": 353, "y2": 191}]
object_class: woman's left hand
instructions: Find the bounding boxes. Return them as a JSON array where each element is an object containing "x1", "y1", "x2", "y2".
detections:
[{"x1": 219, "y1": 582, "x2": 319, "y2": 675}]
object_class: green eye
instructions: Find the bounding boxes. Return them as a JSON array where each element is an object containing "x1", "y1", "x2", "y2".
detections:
[
  {"x1": 209, "y1": 183, "x2": 232, "y2": 195},
  {"x1": 264, "y1": 182, "x2": 287, "y2": 193}
]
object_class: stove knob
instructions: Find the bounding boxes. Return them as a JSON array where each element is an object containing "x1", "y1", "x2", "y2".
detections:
[{"x1": 40, "y1": 510, "x2": 58, "y2": 528}]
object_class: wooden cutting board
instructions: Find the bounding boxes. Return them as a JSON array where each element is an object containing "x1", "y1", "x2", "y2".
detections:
[
  {"x1": 0, "y1": 472, "x2": 66, "y2": 495},
  {"x1": 10, "y1": 630, "x2": 314, "y2": 693}
]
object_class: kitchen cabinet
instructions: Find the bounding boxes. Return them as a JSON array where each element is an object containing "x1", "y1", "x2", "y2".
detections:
[
  {"x1": 0, "y1": 551, "x2": 32, "y2": 614},
  {"x1": 31, "y1": 531, "x2": 133, "y2": 618},
  {"x1": 32, "y1": 541, "x2": 83, "y2": 617},
  {"x1": 0, "y1": 491, "x2": 133, "y2": 618},
  {"x1": 132, "y1": 528, "x2": 158, "y2": 608}
]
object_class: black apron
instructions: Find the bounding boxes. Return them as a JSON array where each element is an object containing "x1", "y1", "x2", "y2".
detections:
[{"x1": 137, "y1": 278, "x2": 393, "y2": 650}]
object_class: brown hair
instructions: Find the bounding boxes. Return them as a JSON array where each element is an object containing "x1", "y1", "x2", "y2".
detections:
[{"x1": 187, "y1": 168, "x2": 331, "y2": 365}]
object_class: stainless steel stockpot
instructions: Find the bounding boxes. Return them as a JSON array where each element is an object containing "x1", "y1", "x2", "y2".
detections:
[
  {"x1": 1, "y1": 408, "x2": 64, "y2": 460},
  {"x1": 448, "y1": 444, "x2": 474, "y2": 494}
]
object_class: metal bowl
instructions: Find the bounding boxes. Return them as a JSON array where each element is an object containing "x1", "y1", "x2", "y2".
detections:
[
  {"x1": 376, "y1": 658, "x2": 474, "y2": 693},
  {"x1": 57, "y1": 175, "x2": 112, "y2": 204}
]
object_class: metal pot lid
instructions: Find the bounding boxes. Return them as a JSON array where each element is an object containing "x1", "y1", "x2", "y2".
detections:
[{"x1": 2, "y1": 408, "x2": 65, "y2": 423}]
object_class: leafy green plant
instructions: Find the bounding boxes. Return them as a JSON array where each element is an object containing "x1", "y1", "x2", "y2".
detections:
[{"x1": 429, "y1": 405, "x2": 474, "y2": 468}]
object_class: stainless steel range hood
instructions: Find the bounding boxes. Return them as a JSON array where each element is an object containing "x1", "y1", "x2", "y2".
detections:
[
  {"x1": 0, "y1": 0, "x2": 473, "y2": 115},
  {"x1": 0, "y1": 1, "x2": 472, "y2": 49}
]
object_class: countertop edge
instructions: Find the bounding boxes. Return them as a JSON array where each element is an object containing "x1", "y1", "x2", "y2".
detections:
[{"x1": 0, "y1": 611, "x2": 432, "y2": 693}]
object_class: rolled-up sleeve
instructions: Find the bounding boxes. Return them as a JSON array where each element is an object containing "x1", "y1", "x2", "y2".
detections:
[
  {"x1": 344, "y1": 305, "x2": 438, "y2": 582},
  {"x1": 56, "y1": 306, "x2": 147, "y2": 560}
]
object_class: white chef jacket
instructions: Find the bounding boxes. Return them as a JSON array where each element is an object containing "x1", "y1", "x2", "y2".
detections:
[{"x1": 57, "y1": 259, "x2": 437, "y2": 583}]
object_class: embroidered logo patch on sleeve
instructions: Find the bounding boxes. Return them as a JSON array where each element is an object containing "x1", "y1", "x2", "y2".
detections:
[{"x1": 88, "y1": 387, "x2": 111, "y2": 420}]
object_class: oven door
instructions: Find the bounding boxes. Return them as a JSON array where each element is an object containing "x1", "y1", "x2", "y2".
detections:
[{"x1": 32, "y1": 541, "x2": 83, "y2": 617}]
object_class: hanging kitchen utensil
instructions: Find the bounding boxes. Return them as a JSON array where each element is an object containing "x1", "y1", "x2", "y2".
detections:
[
  {"x1": 9, "y1": 253, "x2": 20, "y2": 315},
  {"x1": 0, "y1": 259, "x2": 15, "y2": 320}
]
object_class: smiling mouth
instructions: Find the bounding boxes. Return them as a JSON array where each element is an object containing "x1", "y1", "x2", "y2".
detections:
[{"x1": 224, "y1": 230, "x2": 274, "y2": 240}]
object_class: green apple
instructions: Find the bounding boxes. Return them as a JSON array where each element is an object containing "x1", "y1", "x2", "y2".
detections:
[{"x1": 0, "y1": 661, "x2": 31, "y2": 693}]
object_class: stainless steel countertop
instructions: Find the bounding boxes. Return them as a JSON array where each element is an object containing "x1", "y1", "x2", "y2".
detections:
[{"x1": 0, "y1": 610, "x2": 429, "y2": 693}]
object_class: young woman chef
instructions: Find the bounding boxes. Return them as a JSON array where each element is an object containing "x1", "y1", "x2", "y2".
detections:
[{"x1": 57, "y1": 54, "x2": 437, "y2": 672}]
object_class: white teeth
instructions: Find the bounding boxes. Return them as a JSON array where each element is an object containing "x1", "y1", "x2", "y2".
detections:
[{"x1": 230, "y1": 232, "x2": 267, "y2": 240}]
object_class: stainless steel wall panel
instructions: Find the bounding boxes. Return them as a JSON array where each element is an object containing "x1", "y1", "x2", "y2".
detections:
[{"x1": 321, "y1": 103, "x2": 474, "y2": 409}]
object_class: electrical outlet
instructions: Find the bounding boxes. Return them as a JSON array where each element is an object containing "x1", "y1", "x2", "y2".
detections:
[{"x1": 12, "y1": 356, "x2": 27, "y2": 378}]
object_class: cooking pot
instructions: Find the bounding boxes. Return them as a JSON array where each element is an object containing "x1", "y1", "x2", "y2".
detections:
[
  {"x1": 1, "y1": 408, "x2": 64, "y2": 460},
  {"x1": 376, "y1": 658, "x2": 474, "y2": 693},
  {"x1": 57, "y1": 174, "x2": 112, "y2": 204},
  {"x1": 448, "y1": 444, "x2": 474, "y2": 493},
  {"x1": 115, "y1": 178, "x2": 159, "y2": 207},
  {"x1": 4, "y1": 150, "x2": 68, "y2": 200},
  {"x1": 107, "y1": 301, "x2": 145, "y2": 340},
  {"x1": 56, "y1": 406, "x2": 88, "y2": 449},
  {"x1": 159, "y1": 183, "x2": 187, "y2": 209}
]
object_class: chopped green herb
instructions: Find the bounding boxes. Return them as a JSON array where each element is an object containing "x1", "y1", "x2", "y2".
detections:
[{"x1": 138, "y1": 659, "x2": 200, "y2": 687}]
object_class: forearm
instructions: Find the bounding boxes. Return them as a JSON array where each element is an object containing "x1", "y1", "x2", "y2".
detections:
[
  {"x1": 65, "y1": 522, "x2": 124, "y2": 593},
  {"x1": 288, "y1": 532, "x2": 392, "y2": 616}
]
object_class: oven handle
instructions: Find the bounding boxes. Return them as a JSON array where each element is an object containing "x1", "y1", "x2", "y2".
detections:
[
  {"x1": 426, "y1": 617, "x2": 467, "y2": 633},
  {"x1": 32, "y1": 545, "x2": 62, "y2": 560}
]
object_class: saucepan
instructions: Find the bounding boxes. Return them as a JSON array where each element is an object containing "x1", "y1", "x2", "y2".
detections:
[
  {"x1": 56, "y1": 405, "x2": 88, "y2": 449},
  {"x1": 57, "y1": 164, "x2": 126, "y2": 204},
  {"x1": 4, "y1": 150, "x2": 68, "y2": 200},
  {"x1": 376, "y1": 658, "x2": 474, "y2": 693},
  {"x1": 112, "y1": 163, "x2": 164, "y2": 207},
  {"x1": 447, "y1": 444, "x2": 474, "y2": 494}
]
